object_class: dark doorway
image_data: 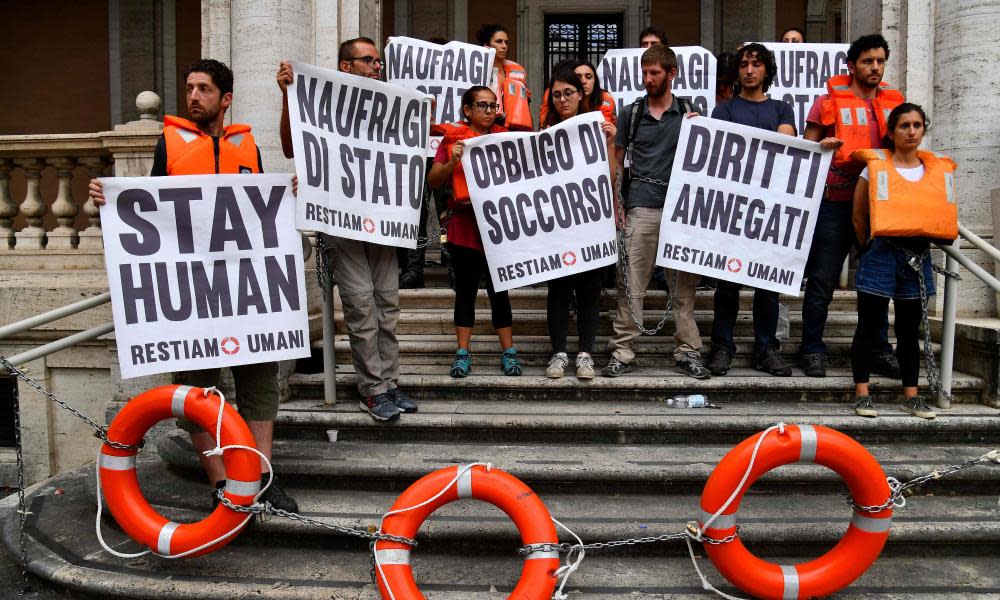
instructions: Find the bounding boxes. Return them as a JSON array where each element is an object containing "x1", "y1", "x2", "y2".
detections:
[
  {"x1": 543, "y1": 13, "x2": 624, "y2": 86},
  {"x1": 1, "y1": 378, "x2": 15, "y2": 447}
]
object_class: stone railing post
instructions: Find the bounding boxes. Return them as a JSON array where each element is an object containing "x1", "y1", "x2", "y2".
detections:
[
  {"x1": 13, "y1": 158, "x2": 46, "y2": 250},
  {"x1": 46, "y1": 157, "x2": 79, "y2": 249},
  {"x1": 77, "y1": 156, "x2": 107, "y2": 249},
  {"x1": 0, "y1": 159, "x2": 13, "y2": 248},
  {"x1": 102, "y1": 91, "x2": 163, "y2": 178}
]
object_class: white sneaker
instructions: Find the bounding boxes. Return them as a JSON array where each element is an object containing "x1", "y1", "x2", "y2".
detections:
[
  {"x1": 546, "y1": 352, "x2": 568, "y2": 378},
  {"x1": 576, "y1": 352, "x2": 596, "y2": 380}
]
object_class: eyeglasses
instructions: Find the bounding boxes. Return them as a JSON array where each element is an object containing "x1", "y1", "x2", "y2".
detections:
[
  {"x1": 551, "y1": 90, "x2": 581, "y2": 101},
  {"x1": 347, "y1": 56, "x2": 384, "y2": 68},
  {"x1": 473, "y1": 102, "x2": 501, "y2": 112}
]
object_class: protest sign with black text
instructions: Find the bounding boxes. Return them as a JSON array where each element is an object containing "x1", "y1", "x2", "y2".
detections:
[
  {"x1": 101, "y1": 174, "x2": 310, "y2": 379},
  {"x1": 599, "y1": 47, "x2": 717, "y2": 117},
  {"x1": 287, "y1": 60, "x2": 432, "y2": 247},
  {"x1": 761, "y1": 42, "x2": 849, "y2": 136},
  {"x1": 385, "y1": 36, "x2": 494, "y2": 158},
  {"x1": 460, "y1": 112, "x2": 618, "y2": 292},
  {"x1": 656, "y1": 116, "x2": 831, "y2": 295}
]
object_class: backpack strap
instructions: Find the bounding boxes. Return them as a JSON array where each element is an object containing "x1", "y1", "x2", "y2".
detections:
[
  {"x1": 676, "y1": 96, "x2": 694, "y2": 115},
  {"x1": 624, "y1": 96, "x2": 645, "y2": 162}
]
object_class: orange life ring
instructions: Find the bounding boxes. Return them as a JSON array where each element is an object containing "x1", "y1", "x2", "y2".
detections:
[
  {"x1": 699, "y1": 424, "x2": 892, "y2": 599},
  {"x1": 375, "y1": 465, "x2": 560, "y2": 599},
  {"x1": 99, "y1": 385, "x2": 261, "y2": 557}
]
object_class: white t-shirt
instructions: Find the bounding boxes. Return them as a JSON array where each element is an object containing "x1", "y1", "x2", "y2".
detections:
[{"x1": 860, "y1": 164, "x2": 926, "y2": 182}]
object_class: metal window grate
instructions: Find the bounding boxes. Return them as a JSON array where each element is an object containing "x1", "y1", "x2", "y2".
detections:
[{"x1": 544, "y1": 13, "x2": 623, "y2": 86}]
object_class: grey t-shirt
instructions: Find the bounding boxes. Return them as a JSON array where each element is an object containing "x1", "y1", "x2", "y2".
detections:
[{"x1": 615, "y1": 96, "x2": 685, "y2": 210}]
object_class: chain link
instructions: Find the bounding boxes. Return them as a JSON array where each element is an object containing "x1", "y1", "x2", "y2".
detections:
[
  {"x1": 214, "y1": 493, "x2": 417, "y2": 547},
  {"x1": 517, "y1": 526, "x2": 741, "y2": 557},
  {"x1": 0, "y1": 356, "x2": 142, "y2": 451},
  {"x1": 11, "y1": 372, "x2": 28, "y2": 583}
]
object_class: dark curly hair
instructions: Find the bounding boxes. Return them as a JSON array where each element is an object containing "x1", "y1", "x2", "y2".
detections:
[
  {"x1": 476, "y1": 24, "x2": 508, "y2": 46},
  {"x1": 183, "y1": 59, "x2": 233, "y2": 96},
  {"x1": 735, "y1": 43, "x2": 777, "y2": 93},
  {"x1": 847, "y1": 33, "x2": 890, "y2": 65}
]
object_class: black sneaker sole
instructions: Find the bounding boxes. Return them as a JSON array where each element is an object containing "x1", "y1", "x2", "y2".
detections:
[
  {"x1": 601, "y1": 364, "x2": 633, "y2": 378},
  {"x1": 754, "y1": 362, "x2": 792, "y2": 376},
  {"x1": 358, "y1": 401, "x2": 400, "y2": 422}
]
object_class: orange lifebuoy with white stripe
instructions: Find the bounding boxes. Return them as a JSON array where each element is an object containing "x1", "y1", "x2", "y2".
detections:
[
  {"x1": 699, "y1": 424, "x2": 892, "y2": 599},
  {"x1": 99, "y1": 385, "x2": 260, "y2": 557},
  {"x1": 375, "y1": 465, "x2": 560, "y2": 599}
]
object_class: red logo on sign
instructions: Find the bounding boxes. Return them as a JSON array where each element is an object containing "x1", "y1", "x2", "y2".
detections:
[
  {"x1": 727, "y1": 258, "x2": 743, "y2": 273},
  {"x1": 561, "y1": 251, "x2": 577, "y2": 266},
  {"x1": 221, "y1": 336, "x2": 240, "y2": 355},
  {"x1": 363, "y1": 218, "x2": 376, "y2": 233}
]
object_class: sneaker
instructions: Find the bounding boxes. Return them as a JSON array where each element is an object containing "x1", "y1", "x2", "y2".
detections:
[
  {"x1": 260, "y1": 475, "x2": 299, "y2": 513},
  {"x1": 575, "y1": 352, "x2": 596, "y2": 380},
  {"x1": 389, "y1": 387, "x2": 418, "y2": 413},
  {"x1": 708, "y1": 348, "x2": 734, "y2": 376},
  {"x1": 399, "y1": 269, "x2": 424, "y2": 289},
  {"x1": 854, "y1": 395, "x2": 878, "y2": 418},
  {"x1": 754, "y1": 348, "x2": 792, "y2": 376},
  {"x1": 872, "y1": 352, "x2": 901, "y2": 379},
  {"x1": 602, "y1": 357, "x2": 633, "y2": 378},
  {"x1": 501, "y1": 347, "x2": 523, "y2": 376},
  {"x1": 450, "y1": 349, "x2": 471, "y2": 378},
  {"x1": 901, "y1": 395, "x2": 936, "y2": 420},
  {"x1": 546, "y1": 352, "x2": 568, "y2": 378},
  {"x1": 675, "y1": 351, "x2": 711, "y2": 380},
  {"x1": 359, "y1": 393, "x2": 400, "y2": 422},
  {"x1": 801, "y1": 352, "x2": 827, "y2": 377}
]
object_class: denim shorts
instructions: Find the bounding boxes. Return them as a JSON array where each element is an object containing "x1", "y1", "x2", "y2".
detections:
[{"x1": 855, "y1": 238, "x2": 935, "y2": 300}]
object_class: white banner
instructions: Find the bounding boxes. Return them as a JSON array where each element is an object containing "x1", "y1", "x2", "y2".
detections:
[
  {"x1": 656, "y1": 117, "x2": 832, "y2": 295},
  {"x1": 599, "y1": 47, "x2": 717, "y2": 117},
  {"x1": 287, "y1": 60, "x2": 432, "y2": 248},
  {"x1": 761, "y1": 42, "x2": 849, "y2": 136},
  {"x1": 385, "y1": 36, "x2": 495, "y2": 158},
  {"x1": 101, "y1": 174, "x2": 310, "y2": 379},
  {"x1": 461, "y1": 112, "x2": 618, "y2": 292}
]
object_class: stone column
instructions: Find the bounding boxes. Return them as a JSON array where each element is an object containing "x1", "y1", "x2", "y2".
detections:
[
  {"x1": 45, "y1": 158, "x2": 79, "y2": 249},
  {"x1": 229, "y1": 1, "x2": 312, "y2": 174},
  {"x1": 13, "y1": 159, "x2": 46, "y2": 250},
  {"x1": 0, "y1": 159, "x2": 14, "y2": 249},
  {"x1": 77, "y1": 156, "x2": 108, "y2": 250},
  {"x1": 934, "y1": 1, "x2": 1000, "y2": 316}
]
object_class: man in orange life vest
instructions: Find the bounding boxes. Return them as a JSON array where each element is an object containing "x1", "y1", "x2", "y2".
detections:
[
  {"x1": 88, "y1": 59, "x2": 299, "y2": 512},
  {"x1": 800, "y1": 34, "x2": 904, "y2": 378},
  {"x1": 276, "y1": 38, "x2": 419, "y2": 423}
]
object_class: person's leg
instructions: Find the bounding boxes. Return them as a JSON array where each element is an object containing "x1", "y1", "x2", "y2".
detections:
[
  {"x1": 852, "y1": 292, "x2": 889, "y2": 395},
  {"x1": 401, "y1": 176, "x2": 431, "y2": 284},
  {"x1": 801, "y1": 202, "x2": 854, "y2": 355},
  {"x1": 710, "y1": 280, "x2": 741, "y2": 356},
  {"x1": 670, "y1": 269, "x2": 704, "y2": 360},
  {"x1": 174, "y1": 369, "x2": 226, "y2": 484},
  {"x1": 751, "y1": 288, "x2": 780, "y2": 355},
  {"x1": 607, "y1": 208, "x2": 659, "y2": 364},
  {"x1": 894, "y1": 298, "x2": 923, "y2": 393},
  {"x1": 574, "y1": 269, "x2": 603, "y2": 354},
  {"x1": 367, "y1": 242, "x2": 402, "y2": 389},
  {"x1": 449, "y1": 243, "x2": 480, "y2": 350},
  {"x1": 547, "y1": 277, "x2": 573, "y2": 354},
  {"x1": 328, "y1": 236, "x2": 390, "y2": 397}
]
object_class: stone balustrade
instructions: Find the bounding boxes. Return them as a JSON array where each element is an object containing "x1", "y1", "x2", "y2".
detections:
[{"x1": 0, "y1": 92, "x2": 163, "y2": 262}]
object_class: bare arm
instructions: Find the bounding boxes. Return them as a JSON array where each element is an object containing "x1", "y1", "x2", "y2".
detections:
[
  {"x1": 853, "y1": 177, "x2": 871, "y2": 247},
  {"x1": 427, "y1": 141, "x2": 464, "y2": 189},
  {"x1": 276, "y1": 61, "x2": 294, "y2": 159},
  {"x1": 777, "y1": 124, "x2": 796, "y2": 137},
  {"x1": 805, "y1": 122, "x2": 843, "y2": 151}
]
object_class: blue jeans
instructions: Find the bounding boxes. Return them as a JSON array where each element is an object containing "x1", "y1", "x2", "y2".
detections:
[
  {"x1": 801, "y1": 201, "x2": 891, "y2": 355},
  {"x1": 711, "y1": 281, "x2": 778, "y2": 356}
]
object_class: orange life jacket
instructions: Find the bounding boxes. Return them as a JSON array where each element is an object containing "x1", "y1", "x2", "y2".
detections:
[
  {"x1": 497, "y1": 60, "x2": 533, "y2": 131},
  {"x1": 539, "y1": 89, "x2": 616, "y2": 127},
  {"x1": 162, "y1": 115, "x2": 260, "y2": 175},
  {"x1": 853, "y1": 148, "x2": 958, "y2": 241},
  {"x1": 439, "y1": 122, "x2": 507, "y2": 203},
  {"x1": 820, "y1": 74, "x2": 904, "y2": 168}
]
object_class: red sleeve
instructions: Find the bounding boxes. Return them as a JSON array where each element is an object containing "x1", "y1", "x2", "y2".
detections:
[
  {"x1": 434, "y1": 142, "x2": 450, "y2": 164},
  {"x1": 806, "y1": 93, "x2": 828, "y2": 127}
]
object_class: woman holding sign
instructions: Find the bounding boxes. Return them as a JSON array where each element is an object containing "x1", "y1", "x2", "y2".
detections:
[
  {"x1": 850, "y1": 103, "x2": 957, "y2": 420},
  {"x1": 541, "y1": 67, "x2": 617, "y2": 379},
  {"x1": 427, "y1": 86, "x2": 523, "y2": 378}
]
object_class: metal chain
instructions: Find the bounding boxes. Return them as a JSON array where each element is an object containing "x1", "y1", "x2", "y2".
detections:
[
  {"x1": 11, "y1": 374, "x2": 28, "y2": 584},
  {"x1": 518, "y1": 527, "x2": 741, "y2": 557},
  {"x1": 314, "y1": 233, "x2": 334, "y2": 302},
  {"x1": 214, "y1": 493, "x2": 417, "y2": 547},
  {"x1": 849, "y1": 450, "x2": 1000, "y2": 513},
  {"x1": 0, "y1": 356, "x2": 141, "y2": 452},
  {"x1": 615, "y1": 166, "x2": 674, "y2": 337}
]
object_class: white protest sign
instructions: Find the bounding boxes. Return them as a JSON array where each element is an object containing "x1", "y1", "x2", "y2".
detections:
[
  {"x1": 385, "y1": 36, "x2": 495, "y2": 158},
  {"x1": 600, "y1": 47, "x2": 717, "y2": 117},
  {"x1": 100, "y1": 174, "x2": 310, "y2": 379},
  {"x1": 761, "y1": 42, "x2": 849, "y2": 136},
  {"x1": 656, "y1": 117, "x2": 831, "y2": 295},
  {"x1": 460, "y1": 112, "x2": 618, "y2": 292},
  {"x1": 287, "y1": 60, "x2": 432, "y2": 248}
]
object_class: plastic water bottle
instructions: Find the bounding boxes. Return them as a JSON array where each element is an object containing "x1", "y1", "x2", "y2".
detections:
[{"x1": 666, "y1": 394, "x2": 715, "y2": 408}]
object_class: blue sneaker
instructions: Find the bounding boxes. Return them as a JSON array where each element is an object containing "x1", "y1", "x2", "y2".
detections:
[
  {"x1": 450, "y1": 349, "x2": 472, "y2": 378},
  {"x1": 501, "y1": 347, "x2": 522, "y2": 376}
]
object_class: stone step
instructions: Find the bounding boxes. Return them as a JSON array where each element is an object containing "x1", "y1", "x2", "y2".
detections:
[
  {"x1": 90, "y1": 462, "x2": 1000, "y2": 556},
  {"x1": 394, "y1": 287, "x2": 858, "y2": 312},
  {"x1": 269, "y1": 399, "x2": 1000, "y2": 446},
  {"x1": 324, "y1": 334, "x2": 939, "y2": 368},
  {"x1": 156, "y1": 433, "x2": 1000, "y2": 495},
  {"x1": 8, "y1": 477, "x2": 1000, "y2": 600},
  {"x1": 335, "y1": 309, "x2": 870, "y2": 338},
  {"x1": 289, "y1": 368, "x2": 986, "y2": 404}
]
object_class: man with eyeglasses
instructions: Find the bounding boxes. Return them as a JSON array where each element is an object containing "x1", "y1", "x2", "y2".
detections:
[{"x1": 276, "y1": 37, "x2": 418, "y2": 423}]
